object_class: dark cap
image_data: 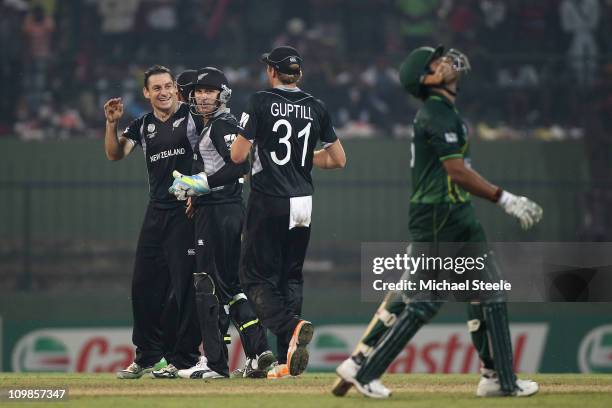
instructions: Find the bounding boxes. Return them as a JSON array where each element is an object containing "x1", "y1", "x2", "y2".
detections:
[
  {"x1": 194, "y1": 67, "x2": 228, "y2": 90},
  {"x1": 176, "y1": 69, "x2": 197, "y2": 100},
  {"x1": 260, "y1": 46, "x2": 302, "y2": 75},
  {"x1": 177, "y1": 69, "x2": 197, "y2": 88}
]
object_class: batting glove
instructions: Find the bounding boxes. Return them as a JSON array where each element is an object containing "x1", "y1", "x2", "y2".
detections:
[
  {"x1": 168, "y1": 170, "x2": 210, "y2": 200},
  {"x1": 497, "y1": 191, "x2": 543, "y2": 230}
]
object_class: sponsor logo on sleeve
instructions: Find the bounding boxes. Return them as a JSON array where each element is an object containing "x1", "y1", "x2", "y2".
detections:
[
  {"x1": 239, "y1": 113, "x2": 250, "y2": 128},
  {"x1": 224, "y1": 134, "x2": 237, "y2": 148},
  {"x1": 445, "y1": 132, "x2": 458, "y2": 143}
]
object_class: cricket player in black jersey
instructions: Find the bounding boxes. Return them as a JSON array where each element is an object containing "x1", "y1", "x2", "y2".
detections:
[
  {"x1": 168, "y1": 67, "x2": 275, "y2": 379},
  {"x1": 104, "y1": 65, "x2": 201, "y2": 379},
  {"x1": 229, "y1": 46, "x2": 346, "y2": 379}
]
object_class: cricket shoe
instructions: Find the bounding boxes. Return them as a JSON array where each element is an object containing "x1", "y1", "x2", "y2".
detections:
[
  {"x1": 232, "y1": 351, "x2": 276, "y2": 378},
  {"x1": 336, "y1": 357, "x2": 391, "y2": 399},
  {"x1": 151, "y1": 363, "x2": 179, "y2": 378},
  {"x1": 178, "y1": 356, "x2": 209, "y2": 378},
  {"x1": 267, "y1": 363, "x2": 290, "y2": 379},
  {"x1": 231, "y1": 365, "x2": 246, "y2": 378},
  {"x1": 198, "y1": 368, "x2": 228, "y2": 379},
  {"x1": 116, "y1": 362, "x2": 155, "y2": 379},
  {"x1": 236, "y1": 358, "x2": 265, "y2": 378},
  {"x1": 476, "y1": 369, "x2": 539, "y2": 397},
  {"x1": 350, "y1": 378, "x2": 392, "y2": 399},
  {"x1": 256, "y1": 351, "x2": 277, "y2": 373},
  {"x1": 154, "y1": 358, "x2": 168, "y2": 370},
  {"x1": 287, "y1": 320, "x2": 314, "y2": 376},
  {"x1": 177, "y1": 356, "x2": 226, "y2": 379}
]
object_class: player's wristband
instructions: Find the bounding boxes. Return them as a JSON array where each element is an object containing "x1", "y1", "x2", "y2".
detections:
[{"x1": 492, "y1": 187, "x2": 503, "y2": 203}]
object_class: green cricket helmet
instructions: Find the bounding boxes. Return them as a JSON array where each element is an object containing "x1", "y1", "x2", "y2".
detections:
[
  {"x1": 399, "y1": 45, "x2": 445, "y2": 99},
  {"x1": 399, "y1": 45, "x2": 471, "y2": 99}
]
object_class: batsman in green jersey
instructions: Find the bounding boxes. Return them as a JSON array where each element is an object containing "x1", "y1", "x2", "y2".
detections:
[{"x1": 332, "y1": 46, "x2": 543, "y2": 399}]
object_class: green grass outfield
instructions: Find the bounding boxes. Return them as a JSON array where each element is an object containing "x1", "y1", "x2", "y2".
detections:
[{"x1": 1, "y1": 373, "x2": 611, "y2": 408}]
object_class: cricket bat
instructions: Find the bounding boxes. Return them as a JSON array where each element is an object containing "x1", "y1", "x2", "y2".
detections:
[{"x1": 331, "y1": 292, "x2": 393, "y2": 396}]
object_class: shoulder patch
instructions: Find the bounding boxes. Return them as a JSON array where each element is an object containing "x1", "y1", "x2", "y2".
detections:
[
  {"x1": 223, "y1": 133, "x2": 237, "y2": 148},
  {"x1": 444, "y1": 132, "x2": 458, "y2": 143}
]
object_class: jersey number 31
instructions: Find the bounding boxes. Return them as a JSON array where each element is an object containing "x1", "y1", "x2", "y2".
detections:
[{"x1": 271, "y1": 119, "x2": 312, "y2": 167}]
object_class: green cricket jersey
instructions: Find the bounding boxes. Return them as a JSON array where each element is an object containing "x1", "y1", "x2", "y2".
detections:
[{"x1": 410, "y1": 93, "x2": 471, "y2": 204}]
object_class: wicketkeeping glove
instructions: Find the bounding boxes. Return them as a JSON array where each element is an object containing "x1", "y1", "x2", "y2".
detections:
[
  {"x1": 497, "y1": 191, "x2": 543, "y2": 230},
  {"x1": 168, "y1": 170, "x2": 210, "y2": 201}
]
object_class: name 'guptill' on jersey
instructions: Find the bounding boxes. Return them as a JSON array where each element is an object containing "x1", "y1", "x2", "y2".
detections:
[{"x1": 239, "y1": 87, "x2": 338, "y2": 198}]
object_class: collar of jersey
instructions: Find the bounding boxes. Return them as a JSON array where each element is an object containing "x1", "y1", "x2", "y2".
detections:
[
  {"x1": 274, "y1": 85, "x2": 302, "y2": 92},
  {"x1": 213, "y1": 107, "x2": 230, "y2": 118},
  {"x1": 427, "y1": 92, "x2": 454, "y2": 108},
  {"x1": 203, "y1": 107, "x2": 230, "y2": 128},
  {"x1": 152, "y1": 102, "x2": 182, "y2": 123}
]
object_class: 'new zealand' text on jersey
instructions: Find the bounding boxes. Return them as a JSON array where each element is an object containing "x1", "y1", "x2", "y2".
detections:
[
  {"x1": 192, "y1": 109, "x2": 245, "y2": 205},
  {"x1": 411, "y1": 94, "x2": 471, "y2": 204},
  {"x1": 240, "y1": 87, "x2": 338, "y2": 197},
  {"x1": 123, "y1": 102, "x2": 201, "y2": 208}
]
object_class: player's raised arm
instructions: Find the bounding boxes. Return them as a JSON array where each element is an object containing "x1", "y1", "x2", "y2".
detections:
[
  {"x1": 442, "y1": 157, "x2": 543, "y2": 230},
  {"x1": 103, "y1": 97, "x2": 135, "y2": 161}
]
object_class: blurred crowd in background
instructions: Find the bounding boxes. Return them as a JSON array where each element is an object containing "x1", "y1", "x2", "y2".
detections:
[
  {"x1": 1, "y1": 0, "x2": 612, "y2": 288},
  {"x1": 1, "y1": 0, "x2": 612, "y2": 142}
]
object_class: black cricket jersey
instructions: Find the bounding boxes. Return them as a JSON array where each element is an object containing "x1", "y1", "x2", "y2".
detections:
[
  {"x1": 240, "y1": 87, "x2": 338, "y2": 198},
  {"x1": 123, "y1": 102, "x2": 202, "y2": 209},
  {"x1": 192, "y1": 109, "x2": 247, "y2": 206}
]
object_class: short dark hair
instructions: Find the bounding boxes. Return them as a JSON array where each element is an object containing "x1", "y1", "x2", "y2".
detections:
[{"x1": 144, "y1": 65, "x2": 174, "y2": 89}]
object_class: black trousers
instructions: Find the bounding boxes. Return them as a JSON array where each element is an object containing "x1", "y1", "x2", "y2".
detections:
[
  {"x1": 195, "y1": 202, "x2": 246, "y2": 305},
  {"x1": 132, "y1": 203, "x2": 200, "y2": 368},
  {"x1": 239, "y1": 191, "x2": 310, "y2": 363},
  {"x1": 194, "y1": 201, "x2": 269, "y2": 375}
]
